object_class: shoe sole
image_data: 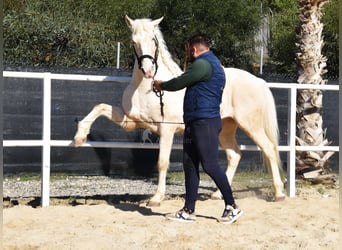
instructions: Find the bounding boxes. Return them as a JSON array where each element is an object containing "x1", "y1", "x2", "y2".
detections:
[{"x1": 217, "y1": 210, "x2": 244, "y2": 224}]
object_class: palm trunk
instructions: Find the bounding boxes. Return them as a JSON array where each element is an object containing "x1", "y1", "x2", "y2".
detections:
[{"x1": 295, "y1": 0, "x2": 334, "y2": 177}]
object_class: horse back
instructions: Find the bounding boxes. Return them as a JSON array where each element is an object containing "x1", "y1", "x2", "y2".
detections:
[{"x1": 220, "y1": 67, "x2": 270, "y2": 120}]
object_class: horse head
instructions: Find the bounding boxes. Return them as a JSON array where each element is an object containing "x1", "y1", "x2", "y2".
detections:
[{"x1": 125, "y1": 15, "x2": 164, "y2": 79}]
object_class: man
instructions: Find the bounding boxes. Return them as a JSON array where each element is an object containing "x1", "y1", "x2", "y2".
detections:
[{"x1": 153, "y1": 34, "x2": 243, "y2": 224}]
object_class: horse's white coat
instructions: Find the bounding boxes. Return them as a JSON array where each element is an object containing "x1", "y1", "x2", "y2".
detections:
[{"x1": 74, "y1": 16, "x2": 285, "y2": 206}]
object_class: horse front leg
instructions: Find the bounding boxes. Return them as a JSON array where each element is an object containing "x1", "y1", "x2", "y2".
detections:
[
  {"x1": 147, "y1": 127, "x2": 175, "y2": 207},
  {"x1": 73, "y1": 103, "x2": 136, "y2": 146}
]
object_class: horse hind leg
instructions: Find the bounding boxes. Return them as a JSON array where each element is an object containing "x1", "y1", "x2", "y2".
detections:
[
  {"x1": 244, "y1": 128, "x2": 286, "y2": 201},
  {"x1": 211, "y1": 118, "x2": 242, "y2": 200},
  {"x1": 260, "y1": 139, "x2": 285, "y2": 201}
]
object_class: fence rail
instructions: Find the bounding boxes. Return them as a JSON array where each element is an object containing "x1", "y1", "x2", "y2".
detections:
[{"x1": 3, "y1": 71, "x2": 339, "y2": 207}]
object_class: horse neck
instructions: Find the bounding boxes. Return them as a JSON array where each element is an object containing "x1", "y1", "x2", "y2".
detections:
[{"x1": 157, "y1": 39, "x2": 183, "y2": 77}]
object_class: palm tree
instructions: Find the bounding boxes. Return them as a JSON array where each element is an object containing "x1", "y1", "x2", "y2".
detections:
[{"x1": 295, "y1": 0, "x2": 334, "y2": 178}]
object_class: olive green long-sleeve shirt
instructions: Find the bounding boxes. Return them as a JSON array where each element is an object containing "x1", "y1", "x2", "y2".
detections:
[{"x1": 161, "y1": 58, "x2": 212, "y2": 91}]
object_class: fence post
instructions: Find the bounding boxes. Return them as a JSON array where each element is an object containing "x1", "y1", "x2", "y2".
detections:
[
  {"x1": 41, "y1": 73, "x2": 51, "y2": 207},
  {"x1": 287, "y1": 86, "x2": 297, "y2": 197},
  {"x1": 116, "y1": 42, "x2": 121, "y2": 69}
]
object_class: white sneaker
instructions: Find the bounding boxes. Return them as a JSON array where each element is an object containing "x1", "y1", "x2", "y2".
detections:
[
  {"x1": 217, "y1": 204, "x2": 243, "y2": 224},
  {"x1": 165, "y1": 209, "x2": 196, "y2": 223}
]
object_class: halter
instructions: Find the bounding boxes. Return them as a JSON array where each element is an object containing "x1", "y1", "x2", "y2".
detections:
[
  {"x1": 133, "y1": 36, "x2": 159, "y2": 78},
  {"x1": 133, "y1": 36, "x2": 164, "y2": 119}
]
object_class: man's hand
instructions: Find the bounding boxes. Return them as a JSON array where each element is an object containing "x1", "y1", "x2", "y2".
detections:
[{"x1": 152, "y1": 80, "x2": 163, "y2": 92}]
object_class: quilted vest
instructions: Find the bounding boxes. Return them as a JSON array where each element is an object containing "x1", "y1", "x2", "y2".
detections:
[{"x1": 183, "y1": 51, "x2": 225, "y2": 123}]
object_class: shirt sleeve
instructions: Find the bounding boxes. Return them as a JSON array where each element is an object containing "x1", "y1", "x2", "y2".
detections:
[{"x1": 161, "y1": 59, "x2": 212, "y2": 91}]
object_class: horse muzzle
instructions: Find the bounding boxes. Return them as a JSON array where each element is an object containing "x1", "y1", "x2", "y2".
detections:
[
  {"x1": 141, "y1": 67, "x2": 156, "y2": 79},
  {"x1": 139, "y1": 57, "x2": 157, "y2": 78}
]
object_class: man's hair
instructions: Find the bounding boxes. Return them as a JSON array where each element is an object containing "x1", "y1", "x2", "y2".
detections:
[{"x1": 188, "y1": 34, "x2": 210, "y2": 48}]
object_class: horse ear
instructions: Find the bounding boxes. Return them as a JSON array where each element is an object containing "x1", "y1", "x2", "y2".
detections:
[
  {"x1": 125, "y1": 15, "x2": 134, "y2": 29},
  {"x1": 152, "y1": 17, "x2": 164, "y2": 27}
]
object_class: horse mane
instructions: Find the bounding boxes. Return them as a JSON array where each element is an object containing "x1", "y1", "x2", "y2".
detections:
[{"x1": 153, "y1": 25, "x2": 183, "y2": 77}]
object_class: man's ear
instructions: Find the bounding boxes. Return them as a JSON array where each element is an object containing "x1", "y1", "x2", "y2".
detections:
[{"x1": 192, "y1": 45, "x2": 199, "y2": 56}]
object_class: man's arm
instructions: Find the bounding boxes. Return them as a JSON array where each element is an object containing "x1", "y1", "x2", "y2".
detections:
[{"x1": 155, "y1": 59, "x2": 212, "y2": 91}]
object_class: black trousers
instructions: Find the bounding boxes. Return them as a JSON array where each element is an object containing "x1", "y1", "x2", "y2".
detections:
[{"x1": 183, "y1": 117, "x2": 235, "y2": 211}]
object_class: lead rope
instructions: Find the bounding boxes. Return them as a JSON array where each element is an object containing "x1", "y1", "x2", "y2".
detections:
[
  {"x1": 151, "y1": 37, "x2": 164, "y2": 120},
  {"x1": 154, "y1": 88, "x2": 164, "y2": 119},
  {"x1": 152, "y1": 77, "x2": 164, "y2": 120}
]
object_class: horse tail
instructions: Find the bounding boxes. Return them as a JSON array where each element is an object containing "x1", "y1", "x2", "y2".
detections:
[{"x1": 262, "y1": 85, "x2": 281, "y2": 170}]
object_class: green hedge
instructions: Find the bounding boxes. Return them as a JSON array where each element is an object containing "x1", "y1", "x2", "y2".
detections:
[
  {"x1": 3, "y1": 0, "x2": 338, "y2": 76},
  {"x1": 3, "y1": 1, "x2": 132, "y2": 68}
]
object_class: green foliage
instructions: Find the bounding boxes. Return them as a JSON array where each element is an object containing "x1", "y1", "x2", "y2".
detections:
[
  {"x1": 3, "y1": 0, "x2": 261, "y2": 70},
  {"x1": 4, "y1": 0, "x2": 119, "y2": 67},
  {"x1": 153, "y1": 0, "x2": 261, "y2": 69},
  {"x1": 268, "y1": 0, "x2": 338, "y2": 77},
  {"x1": 322, "y1": 0, "x2": 339, "y2": 77},
  {"x1": 3, "y1": 0, "x2": 338, "y2": 75},
  {"x1": 3, "y1": 0, "x2": 157, "y2": 68},
  {"x1": 268, "y1": 0, "x2": 299, "y2": 73}
]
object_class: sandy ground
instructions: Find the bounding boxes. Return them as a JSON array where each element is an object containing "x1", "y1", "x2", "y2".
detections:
[{"x1": 3, "y1": 182, "x2": 339, "y2": 250}]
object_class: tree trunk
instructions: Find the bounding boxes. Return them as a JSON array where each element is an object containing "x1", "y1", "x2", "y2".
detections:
[{"x1": 295, "y1": 0, "x2": 334, "y2": 177}]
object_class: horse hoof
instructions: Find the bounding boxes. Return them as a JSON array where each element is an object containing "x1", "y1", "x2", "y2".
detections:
[
  {"x1": 146, "y1": 200, "x2": 161, "y2": 207},
  {"x1": 73, "y1": 137, "x2": 85, "y2": 147},
  {"x1": 274, "y1": 196, "x2": 286, "y2": 202}
]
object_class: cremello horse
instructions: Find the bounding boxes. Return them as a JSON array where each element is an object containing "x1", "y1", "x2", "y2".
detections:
[{"x1": 74, "y1": 16, "x2": 286, "y2": 206}]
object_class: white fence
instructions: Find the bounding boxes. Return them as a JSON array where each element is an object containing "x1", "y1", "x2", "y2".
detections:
[{"x1": 3, "y1": 71, "x2": 340, "y2": 207}]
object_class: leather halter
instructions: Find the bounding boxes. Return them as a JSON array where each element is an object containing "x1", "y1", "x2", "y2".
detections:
[
  {"x1": 133, "y1": 36, "x2": 164, "y2": 119},
  {"x1": 133, "y1": 36, "x2": 159, "y2": 78}
]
